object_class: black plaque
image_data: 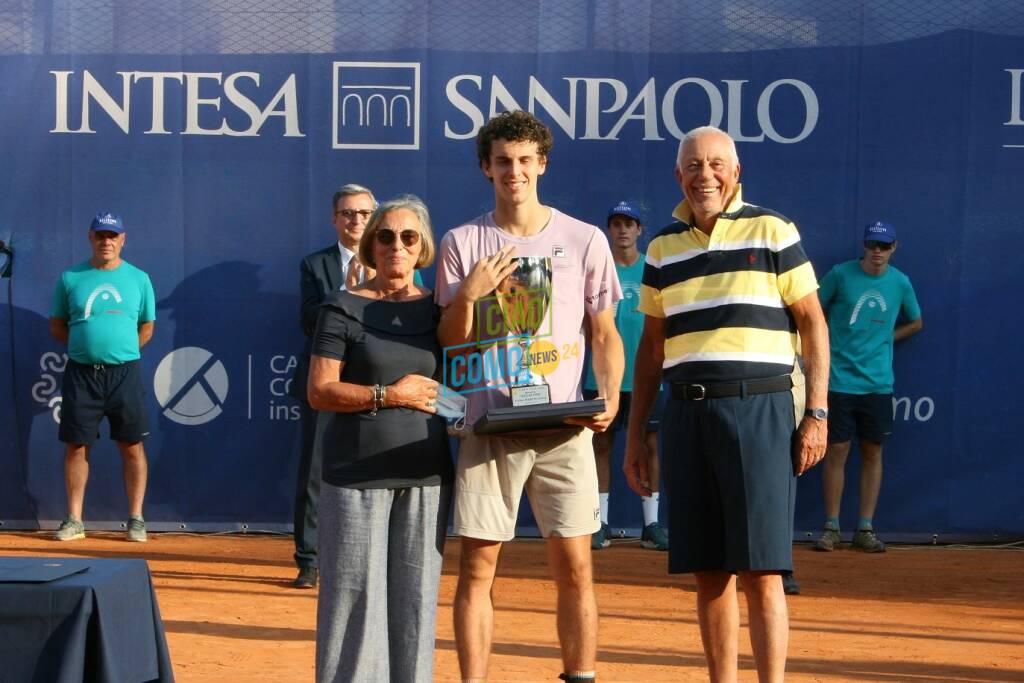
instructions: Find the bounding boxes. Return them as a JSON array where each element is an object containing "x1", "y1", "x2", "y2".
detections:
[{"x1": 473, "y1": 399, "x2": 606, "y2": 435}]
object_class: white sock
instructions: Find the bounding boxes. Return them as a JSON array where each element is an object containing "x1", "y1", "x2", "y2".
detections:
[
  {"x1": 599, "y1": 493, "x2": 610, "y2": 524},
  {"x1": 641, "y1": 492, "x2": 660, "y2": 526}
]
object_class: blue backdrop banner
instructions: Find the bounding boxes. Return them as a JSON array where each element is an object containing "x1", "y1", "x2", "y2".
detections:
[{"x1": 1, "y1": 1, "x2": 1022, "y2": 538}]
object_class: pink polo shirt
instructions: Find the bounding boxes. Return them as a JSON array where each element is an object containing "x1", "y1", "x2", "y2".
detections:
[{"x1": 435, "y1": 208, "x2": 622, "y2": 426}]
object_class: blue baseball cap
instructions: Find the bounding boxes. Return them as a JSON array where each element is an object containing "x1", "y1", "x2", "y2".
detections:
[
  {"x1": 607, "y1": 201, "x2": 641, "y2": 225},
  {"x1": 863, "y1": 220, "x2": 896, "y2": 243},
  {"x1": 89, "y1": 212, "x2": 125, "y2": 234}
]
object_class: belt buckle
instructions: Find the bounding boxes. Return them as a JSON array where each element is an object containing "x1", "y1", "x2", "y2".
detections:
[{"x1": 691, "y1": 383, "x2": 706, "y2": 400}]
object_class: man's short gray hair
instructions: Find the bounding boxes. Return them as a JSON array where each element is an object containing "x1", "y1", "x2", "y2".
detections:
[
  {"x1": 331, "y1": 183, "x2": 375, "y2": 211},
  {"x1": 676, "y1": 126, "x2": 739, "y2": 168}
]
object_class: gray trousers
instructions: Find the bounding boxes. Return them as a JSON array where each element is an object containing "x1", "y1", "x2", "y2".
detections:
[{"x1": 316, "y1": 483, "x2": 451, "y2": 683}]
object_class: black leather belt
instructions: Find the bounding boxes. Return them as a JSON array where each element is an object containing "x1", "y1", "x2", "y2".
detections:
[{"x1": 670, "y1": 375, "x2": 792, "y2": 401}]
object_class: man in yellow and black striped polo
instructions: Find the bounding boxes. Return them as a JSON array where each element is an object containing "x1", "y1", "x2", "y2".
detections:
[{"x1": 622, "y1": 126, "x2": 830, "y2": 682}]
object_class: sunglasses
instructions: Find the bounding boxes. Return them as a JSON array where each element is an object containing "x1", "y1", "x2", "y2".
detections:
[
  {"x1": 335, "y1": 209, "x2": 373, "y2": 220},
  {"x1": 375, "y1": 229, "x2": 421, "y2": 247},
  {"x1": 864, "y1": 240, "x2": 895, "y2": 251}
]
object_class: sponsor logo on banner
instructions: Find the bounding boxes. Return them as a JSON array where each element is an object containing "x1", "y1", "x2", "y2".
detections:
[
  {"x1": 443, "y1": 74, "x2": 819, "y2": 143},
  {"x1": 1004, "y1": 68, "x2": 1024, "y2": 149},
  {"x1": 892, "y1": 395, "x2": 935, "y2": 422},
  {"x1": 266, "y1": 354, "x2": 300, "y2": 421},
  {"x1": 50, "y1": 70, "x2": 304, "y2": 136},
  {"x1": 31, "y1": 352, "x2": 68, "y2": 424},
  {"x1": 154, "y1": 347, "x2": 229, "y2": 426},
  {"x1": 47, "y1": 65, "x2": 820, "y2": 146},
  {"x1": 332, "y1": 61, "x2": 421, "y2": 150}
]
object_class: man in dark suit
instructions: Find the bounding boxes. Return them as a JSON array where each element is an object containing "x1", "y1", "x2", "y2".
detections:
[{"x1": 290, "y1": 183, "x2": 376, "y2": 588}]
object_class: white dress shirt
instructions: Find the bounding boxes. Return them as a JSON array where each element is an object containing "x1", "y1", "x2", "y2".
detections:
[{"x1": 337, "y1": 241, "x2": 357, "y2": 291}]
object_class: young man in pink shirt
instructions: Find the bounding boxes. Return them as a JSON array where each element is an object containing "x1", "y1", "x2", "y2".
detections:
[{"x1": 436, "y1": 111, "x2": 624, "y2": 683}]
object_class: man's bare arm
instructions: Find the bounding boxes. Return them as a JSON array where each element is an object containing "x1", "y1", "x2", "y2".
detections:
[
  {"x1": 49, "y1": 317, "x2": 69, "y2": 345},
  {"x1": 894, "y1": 316, "x2": 922, "y2": 342},
  {"x1": 623, "y1": 316, "x2": 665, "y2": 496},
  {"x1": 437, "y1": 296, "x2": 478, "y2": 350},
  {"x1": 565, "y1": 307, "x2": 622, "y2": 432},
  {"x1": 789, "y1": 292, "x2": 830, "y2": 475},
  {"x1": 138, "y1": 321, "x2": 154, "y2": 348}
]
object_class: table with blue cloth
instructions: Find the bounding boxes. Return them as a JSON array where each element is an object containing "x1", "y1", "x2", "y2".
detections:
[{"x1": 0, "y1": 556, "x2": 174, "y2": 682}]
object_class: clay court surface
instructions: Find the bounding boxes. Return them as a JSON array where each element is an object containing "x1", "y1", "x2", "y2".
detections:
[{"x1": 2, "y1": 532, "x2": 1021, "y2": 682}]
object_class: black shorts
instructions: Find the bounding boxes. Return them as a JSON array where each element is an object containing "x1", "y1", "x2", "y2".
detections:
[
  {"x1": 663, "y1": 390, "x2": 796, "y2": 574},
  {"x1": 827, "y1": 391, "x2": 893, "y2": 444},
  {"x1": 59, "y1": 360, "x2": 150, "y2": 445},
  {"x1": 582, "y1": 389, "x2": 666, "y2": 432}
]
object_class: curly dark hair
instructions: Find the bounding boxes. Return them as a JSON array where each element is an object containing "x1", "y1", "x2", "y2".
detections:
[{"x1": 476, "y1": 110, "x2": 554, "y2": 166}]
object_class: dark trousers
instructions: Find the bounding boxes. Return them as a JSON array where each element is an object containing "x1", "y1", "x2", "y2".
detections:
[
  {"x1": 664, "y1": 390, "x2": 797, "y2": 574},
  {"x1": 294, "y1": 399, "x2": 322, "y2": 569}
]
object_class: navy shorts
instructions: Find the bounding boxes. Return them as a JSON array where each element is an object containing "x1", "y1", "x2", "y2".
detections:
[
  {"x1": 827, "y1": 391, "x2": 893, "y2": 444},
  {"x1": 663, "y1": 390, "x2": 796, "y2": 574},
  {"x1": 583, "y1": 389, "x2": 666, "y2": 432},
  {"x1": 59, "y1": 360, "x2": 150, "y2": 445}
]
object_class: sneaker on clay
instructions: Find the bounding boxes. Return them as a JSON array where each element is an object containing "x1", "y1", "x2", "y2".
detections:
[
  {"x1": 591, "y1": 522, "x2": 611, "y2": 550},
  {"x1": 640, "y1": 522, "x2": 669, "y2": 551},
  {"x1": 55, "y1": 517, "x2": 85, "y2": 541},
  {"x1": 126, "y1": 515, "x2": 148, "y2": 543},
  {"x1": 852, "y1": 528, "x2": 886, "y2": 553},
  {"x1": 814, "y1": 527, "x2": 842, "y2": 552}
]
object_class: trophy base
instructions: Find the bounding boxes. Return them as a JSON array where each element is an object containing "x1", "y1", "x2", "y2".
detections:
[
  {"x1": 472, "y1": 399, "x2": 606, "y2": 436},
  {"x1": 510, "y1": 383, "x2": 551, "y2": 407}
]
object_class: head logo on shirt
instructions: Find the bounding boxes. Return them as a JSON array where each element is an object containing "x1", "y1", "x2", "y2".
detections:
[
  {"x1": 83, "y1": 284, "x2": 123, "y2": 319},
  {"x1": 849, "y1": 290, "x2": 887, "y2": 325}
]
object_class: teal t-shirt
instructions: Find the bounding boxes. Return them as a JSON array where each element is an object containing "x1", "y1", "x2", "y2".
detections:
[
  {"x1": 51, "y1": 260, "x2": 156, "y2": 364},
  {"x1": 818, "y1": 260, "x2": 920, "y2": 394},
  {"x1": 585, "y1": 255, "x2": 645, "y2": 392}
]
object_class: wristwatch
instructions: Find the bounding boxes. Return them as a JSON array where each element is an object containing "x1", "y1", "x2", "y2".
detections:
[{"x1": 805, "y1": 407, "x2": 828, "y2": 420}]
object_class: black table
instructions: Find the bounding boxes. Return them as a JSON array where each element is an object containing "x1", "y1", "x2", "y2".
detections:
[{"x1": 0, "y1": 557, "x2": 174, "y2": 682}]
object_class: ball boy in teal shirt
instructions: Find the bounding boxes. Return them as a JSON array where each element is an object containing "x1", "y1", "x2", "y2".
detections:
[
  {"x1": 814, "y1": 221, "x2": 922, "y2": 553},
  {"x1": 584, "y1": 201, "x2": 668, "y2": 552}
]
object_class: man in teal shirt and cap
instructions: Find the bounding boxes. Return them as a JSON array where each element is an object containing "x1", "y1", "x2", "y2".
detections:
[
  {"x1": 50, "y1": 212, "x2": 156, "y2": 542},
  {"x1": 584, "y1": 200, "x2": 668, "y2": 552},
  {"x1": 815, "y1": 220, "x2": 922, "y2": 553}
]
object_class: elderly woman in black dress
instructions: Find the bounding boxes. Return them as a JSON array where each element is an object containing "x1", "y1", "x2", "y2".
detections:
[{"x1": 307, "y1": 195, "x2": 453, "y2": 683}]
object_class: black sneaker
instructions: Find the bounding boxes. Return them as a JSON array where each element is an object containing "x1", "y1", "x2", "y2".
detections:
[
  {"x1": 782, "y1": 572, "x2": 801, "y2": 595},
  {"x1": 293, "y1": 566, "x2": 318, "y2": 589},
  {"x1": 591, "y1": 522, "x2": 611, "y2": 550}
]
